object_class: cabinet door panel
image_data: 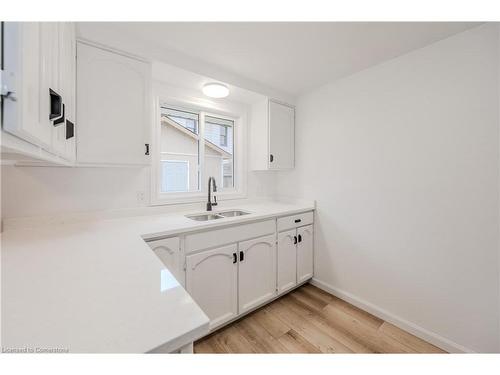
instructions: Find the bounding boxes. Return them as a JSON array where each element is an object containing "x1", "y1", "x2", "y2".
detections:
[
  {"x1": 148, "y1": 237, "x2": 183, "y2": 286},
  {"x1": 238, "y1": 234, "x2": 276, "y2": 314},
  {"x1": 186, "y1": 244, "x2": 238, "y2": 329},
  {"x1": 77, "y1": 42, "x2": 151, "y2": 165},
  {"x1": 277, "y1": 229, "x2": 297, "y2": 294},
  {"x1": 3, "y1": 22, "x2": 53, "y2": 148},
  {"x1": 269, "y1": 100, "x2": 294, "y2": 169},
  {"x1": 297, "y1": 225, "x2": 314, "y2": 283}
]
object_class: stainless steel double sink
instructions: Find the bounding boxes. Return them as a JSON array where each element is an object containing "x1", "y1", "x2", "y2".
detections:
[{"x1": 186, "y1": 210, "x2": 250, "y2": 221}]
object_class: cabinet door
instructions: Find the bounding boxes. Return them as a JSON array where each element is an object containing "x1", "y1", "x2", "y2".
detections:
[
  {"x1": 148, "y1": 237, "x2": 183, "y2": 286},
  {"x1": 2, "y1": 22, "x2": 52, "y2": 148},
  {"x1": 277, "y1": 229, "x2": 297, "y2": 294},
  {"x1": 52, "y1": 22, "x2": 76, "y2": 160},
  {"x1": 297, "y1": 225, "x2": 314, "y2": 283},
  {"x1": 186, "y1": 244, "x2": 238, "y2": 329},
  {"x1": 238, "y1": 234, "x2": 276, "y2": 314},
  {"x1": 76, "y1": 42, "x2": 151, "y2": 165},
  {"x1": 268, "y1": 100, "x2": 294, "y2": 170}
]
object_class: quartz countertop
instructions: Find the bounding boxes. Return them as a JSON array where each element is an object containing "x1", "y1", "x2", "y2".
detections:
[{"x1": 1, "y1": 199, "x2": 315, "y2": 353}]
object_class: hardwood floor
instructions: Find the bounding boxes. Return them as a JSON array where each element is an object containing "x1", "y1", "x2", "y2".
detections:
[{"x1": 194, "y1": 283, "x2": 446, "y2": 354}]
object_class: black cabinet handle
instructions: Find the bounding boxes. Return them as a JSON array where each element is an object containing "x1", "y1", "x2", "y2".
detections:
[
  {"x1": 294, "y1": 235, "x2": 297, "y2": 245},
  {"x1": 298, "y1": 234, "x2": 302, "y2": 243},
  {"x1": 65, "y1": 120, "x2": 74, "y2": 139},
  {"x1": 239, "y1": 251, "x2": 244, "y2": 262},
  {"x1": 233, "y1": 253, "x2": 237, "y2": 264},
  {"x1": 49, "y1": 89, "x2": 62, "y2": 120},
  {"x1": 145, "y1": 143, "x2": 150, "y2": 156},
  {"x1": 294, "y1": 219, "x2": 301, "y2": 223},
  {"x1": 269, "y1": 154, "x2": 274, "y2": 163},
  {"x1": 53, "y1": 103, "x2": 65, "y2": 126}
]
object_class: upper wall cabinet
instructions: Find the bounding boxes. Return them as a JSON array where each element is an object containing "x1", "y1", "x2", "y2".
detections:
[
  {"x1": 250, "y1": 98, "x2": 295, "y2": 170},
  {"x1": 1, "y1": 22, "x2": 76, "y2": 164},
  {"x1": 76, "y1": 42, "x2": 151, "y2": 166}
]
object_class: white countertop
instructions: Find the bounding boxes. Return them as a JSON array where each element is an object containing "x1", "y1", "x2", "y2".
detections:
[{"x1": 1, "y1": 199, "x2": 314, "y2": 353}]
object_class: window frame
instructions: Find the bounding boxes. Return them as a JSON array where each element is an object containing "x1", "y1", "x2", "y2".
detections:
[{"x1": 150, "y1": 88, "x2": 247, "y2": 206}]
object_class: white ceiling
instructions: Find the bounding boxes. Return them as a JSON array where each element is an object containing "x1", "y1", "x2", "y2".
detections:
[{"x1": 77, "y1": 22, "x2": 480, "y2": 97}]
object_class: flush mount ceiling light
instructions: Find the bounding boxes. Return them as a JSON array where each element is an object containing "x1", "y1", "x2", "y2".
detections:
[{"x1": 202, "y1": 83, "x2": 229, "y2": 98}]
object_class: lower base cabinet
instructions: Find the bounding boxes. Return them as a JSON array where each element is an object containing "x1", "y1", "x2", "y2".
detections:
[
  {"x1": 185, "y1": 244, "x2": 238, "y2": 330},
  {"x1": 181, "y1": 212, "x2": 314, "y2": 332},
  {"x1": 238, "y1": 234, "x2": 276, "y2": 314},
  {"x1": 277, "y1": 229, "x2": 297, "y2": 294},
  {"x1": 148, "y1": 237, "x2": 183, "y2": 285},
  {"x1": 297, "y1": 225, "x2": 314, "y2": 283},
  {"x1": 277, "y1": 224, "x2": 314, "y2": 294},
  {"x1": 186, "y1": 234, "x2": 277, "y2": 330}
]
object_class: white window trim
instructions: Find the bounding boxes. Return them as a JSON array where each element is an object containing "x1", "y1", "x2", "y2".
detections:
[{"x1": 150, "y1": 88, "x2": 247, "y2": 206}]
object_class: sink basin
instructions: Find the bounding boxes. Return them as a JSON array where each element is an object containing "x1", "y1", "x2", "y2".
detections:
[
  {"x1": 186, "y1": 213, "x2": 224, "y2": 221},
  {"x1": 218, "y1": 210, "x2": 251, "y2": 217}
]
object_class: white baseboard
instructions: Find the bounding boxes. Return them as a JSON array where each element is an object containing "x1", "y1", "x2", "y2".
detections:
[{"x1": 310, "y1": 278, "x2": 474, "y2": 353}]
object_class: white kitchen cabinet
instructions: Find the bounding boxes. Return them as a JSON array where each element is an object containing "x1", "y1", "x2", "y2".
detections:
[
  {"x1": 147, "y1": 237, "x2": 183, "y2": 286},
  {"x1": 51, "y1": 22, "x2": 76, "y2": 161},
  {"x1": 186, "y1": 244, "x2": 238, "y2": 330},
  {"x1": 1, "y1": 22, "x2": 76, "y2": 164},
  {"x1": 238, "y1": 234, "x2": 276, "y2": 314},
  {"x1": 3, "y1": 22, "x2": 53, "y2": 150},
  {"x1": 297, "y1": 224, "x2": 314, "y2": 283},
  {"x1": 277, "y1": 213, "x2": 314, "y2": 293},
  {"x1": 250, "y1": 98, "x2": 295, "y2": 170},
  {"x1": 76, "y1": 42, "x2": 151, "y2": 166},
  {"x1": 175, "y1": 210, "x2": 312, "y2": 332},
  {"x1": 277, "y1": 229, "x2": 297, "y2": 294}
]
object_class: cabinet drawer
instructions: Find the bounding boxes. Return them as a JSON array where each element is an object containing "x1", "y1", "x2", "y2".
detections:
[
  {"x1": 277, "y1": 211, "x2": 314, "y2": 232},
  {"x1": 185, "y1": 219, "x2": 275, "y2": 253}
]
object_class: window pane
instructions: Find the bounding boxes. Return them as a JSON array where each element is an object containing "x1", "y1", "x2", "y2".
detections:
[
  {"x1": 205, "y1": 115, "x2": 234, "y2": 189},
  {"x1": 161, "y1": 161, "x2": 189, "y2": 192},
  {"x1": 161, "y1": 107, "x2": 198, "y2": 134},
  {"x1": 160, "y1": 106, "x2": 200, "y2": 192}
]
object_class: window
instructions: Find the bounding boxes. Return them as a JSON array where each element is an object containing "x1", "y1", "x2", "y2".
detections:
[
  {"x1": 220, "y1": 127, "x2": 228, "y2": 146},
  {"x1": 161, "y1": 160, "x2": 189, "y2": 192},
  {"x1": 160, "y1": 107, "x2": 200, "y2": 192},
  {"x1": 156, "y1": 103, "x2": 239, "y2": 202},
  {"x1": 162, "y1": 107, "x2": 198, "y2": 134},
  {"x1": 204, "y1": 116, "x2": 234, "y2": 189}
]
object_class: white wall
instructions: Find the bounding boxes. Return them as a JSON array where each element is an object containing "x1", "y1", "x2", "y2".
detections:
[
  {"x1": 276, "y1": 24, "x2": 500, "y2": 352},
  {"x1": 0, "y1": 164, "x2": 276, "y2": 218}
]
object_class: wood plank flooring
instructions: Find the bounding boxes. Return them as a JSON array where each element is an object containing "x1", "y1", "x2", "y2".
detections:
[{"x1": 194, "y1": 283, "x2": 446, "y2": 354}]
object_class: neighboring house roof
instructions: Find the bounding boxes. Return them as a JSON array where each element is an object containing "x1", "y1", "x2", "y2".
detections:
[{"x1": 161, "y1": 115, "x2": 232, "y2": 159}]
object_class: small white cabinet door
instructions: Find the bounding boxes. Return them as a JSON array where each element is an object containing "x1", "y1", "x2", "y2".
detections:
[
  {"x1": 3, "y1": 22, "x2": 52, "y2": 149},
  {"x1": 76, "y1": 42, "x2": 151, "y2": 165},
  {"x1": 148, "y1": 237, "x2": 183, "y2": 286},
  {"x1": 297, "y1": 225, "x2": 314, "y2": 283},
  {"x1": 269, "y1": 100, "x2": 294, "y2": 170},
  {"x1": 238, "y1": 234, "x2": 276, "y2": 314},
  {"x1": 277, "y1": 229, "x2": 297, "y2": 294},
  {"x1": 186, "y1": 244, "x2": 238, "y2": 330}
]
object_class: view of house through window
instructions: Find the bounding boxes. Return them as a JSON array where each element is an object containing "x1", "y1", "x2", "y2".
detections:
[
  {"x1": 205, "y1": 115, "x2": 234, "y2": 189},
  {"x1": 160, "y1": 105, "x2": 235, "y2": 194}
]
